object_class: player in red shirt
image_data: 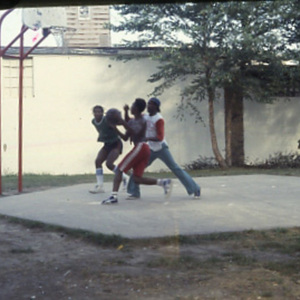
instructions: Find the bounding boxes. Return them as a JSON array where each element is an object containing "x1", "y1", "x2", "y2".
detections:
[{"x1": 102, "y1": 98, "x2": 173, "y2": 204}]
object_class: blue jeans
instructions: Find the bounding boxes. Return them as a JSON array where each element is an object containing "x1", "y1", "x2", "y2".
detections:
[{"x1": 127, "y1": 143, "x2": 200, "y2": 197}]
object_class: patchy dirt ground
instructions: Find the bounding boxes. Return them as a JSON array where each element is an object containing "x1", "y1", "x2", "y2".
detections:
[{"x1": 0, "y1": 217, "x2": 300, "y2": 300}]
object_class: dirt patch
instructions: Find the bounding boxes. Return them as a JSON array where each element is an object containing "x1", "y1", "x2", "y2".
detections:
[{"x1": 0, "y1": 217, "x2": 300, "y2": 300}]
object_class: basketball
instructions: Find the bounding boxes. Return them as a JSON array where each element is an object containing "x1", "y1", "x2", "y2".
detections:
[{"x1": 106, "y1": 108, "x2": 121, "y2": 124}]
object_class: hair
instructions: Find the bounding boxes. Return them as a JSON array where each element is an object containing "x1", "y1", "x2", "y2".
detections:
[
  {"x1": 92, "y1": 105, "x2": 104, "y2": 113},
  {"x1": 134, "y1": 98, "x2": 146, "y2": 113}
]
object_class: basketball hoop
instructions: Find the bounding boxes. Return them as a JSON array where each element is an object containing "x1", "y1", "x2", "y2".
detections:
[
  {"x1": 22, "y1": 7, "x2": 76, "y2": 51},
  {"x1": 49, "y1": 26, "x2": 76, "y2": 51}
]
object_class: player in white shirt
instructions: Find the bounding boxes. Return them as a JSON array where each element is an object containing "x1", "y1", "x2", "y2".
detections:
[{"x1": 126, "y1": 97, "x2": 201, "y2": 199}]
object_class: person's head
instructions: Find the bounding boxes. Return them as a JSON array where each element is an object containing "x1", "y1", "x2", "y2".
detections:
[
  {"x1": 92, "y1": 105, "x2": 104, "y2": 121},
  {"x1": 147, "y1": 97, "x2": 161, "y2": 115},
  {"x1": 131, "y1": 98, "x2": 146, "y2": 115}
]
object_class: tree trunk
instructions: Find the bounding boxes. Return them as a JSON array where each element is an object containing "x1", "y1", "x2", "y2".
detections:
[
  {"x1": 224, "y1": 86, "x2": 233, "y2": 167},
  {"x1": 224, "y1": 86, "x2": 245, "y2": 166},
  {"x1": 231, "y1": 88, "x2": 244, "y2": 166},
  {"x1": 208, "y1": 88, "x2": 227, "y2": 168}
]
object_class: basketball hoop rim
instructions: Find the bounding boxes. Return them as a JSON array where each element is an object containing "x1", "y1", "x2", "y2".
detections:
[
  {"x1": 47, "y1": 26, "x2": 76, "y2": 48},
  {"x1": 49, "y1": 26, "x2": 76, "y2": 33}
]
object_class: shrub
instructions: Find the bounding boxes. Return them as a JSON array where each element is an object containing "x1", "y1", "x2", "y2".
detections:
[
  {"x1": 185, "y1": 152, "x2": 300, "y2": 170},
  {"x1": 184, "y1": 155, "x2": 218, "y2": 170},
  {"x1": 250, "y1": 152, "x2": 300, "y2": 169}
]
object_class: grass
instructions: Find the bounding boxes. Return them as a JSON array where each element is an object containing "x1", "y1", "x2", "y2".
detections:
[
  {"x1": 1, "y1": 212, "x2": 299, "y2": 251},
  {"x1": 1, "y1": 214, "x2": 299, "y2": 277},
  {"x1": 222, "y1": 252, "x2": 257, "y2": 266},
  {"x1": 10, "y1": 247, "x2": 35, "y2": 254},
  {"x1": 1, "y1": 173, "x2": 97, "y2": 193},
  {"x1": 1, "y1": 167, "x2": 300, "y2": 194},
  {"x1": 0, "y1": 214, "x2": 127, "y2": 247},
  {"x1": 147, "y1": 255, "x2": 204, "y2": 269},
  {"x1": 263, "y1": 261, "x2": 300, "y2": 277}
]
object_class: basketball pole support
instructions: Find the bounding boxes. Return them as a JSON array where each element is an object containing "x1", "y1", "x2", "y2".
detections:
[
  {"x1": 0, "y1": 9, "x2": 50, "y2": 194},
  {"x1": 0, "y1": 9, "x2": 14, "y2": 195}
]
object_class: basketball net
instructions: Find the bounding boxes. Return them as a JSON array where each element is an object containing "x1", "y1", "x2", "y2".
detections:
[{"x1": 50, "y1": 26, "x2": 76, "y2": 52}]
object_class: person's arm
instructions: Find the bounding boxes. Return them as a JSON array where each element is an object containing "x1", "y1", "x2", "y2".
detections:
[
  {"x1": 124, "y1": 105, "x2": 130, "y2": 122},
  {"x1": 107, "y1": 114, "x2": 130, "y2": 141},
  {"x1": 146, "y1": 119, "x2": 164, "y2": 142},
  {"x1": 91, "y1": 119, "x2": 101, "y2": 141},
  {"x1": 91, "y1": 119, "x2": 99, "y2": 132},
  {"x1": 113, "y1": 125, "x2": 129, "y2": 141},
  {"x1": 113, "y1": 114, "x2": 135, "y2": 139}
]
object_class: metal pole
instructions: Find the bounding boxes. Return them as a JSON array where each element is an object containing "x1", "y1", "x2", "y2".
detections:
[
  {"x1": 0, "y1": 9, "x2": 14, "y2": 195},
  {"x1": 18, "y1": 25, "x2": 25, "y2": 193},
  {"x1": 0, "y1": 10, "x2": 50, "y2": 193},
  {"x1": 1, "y1": 26, "x2": 29, "y2": 55},
  {"x1": 0, "y1": 39, "x2": 2, "y2": 196},
  {"x1": 23, "y1": 29, "x2": 50, "y2": 59},
  {"x1": 16, "y1": 28, "x2": 49, "y2": 193}
]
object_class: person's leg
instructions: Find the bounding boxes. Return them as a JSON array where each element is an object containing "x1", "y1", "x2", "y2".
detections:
[
  {"x1": 126, "y1": 175, "x2": 140, "y2": 198},
  {"x1": 133, "y1": 175, "x2": 173, "y2": 198},
  {"x1": 133, "y1": 175, "x2": 156, "y2": 185},
  {"x1": 105, "y1": 140, "x2": 122, "y2": 171},
  {"x1": 102, "y1": 167, "x2": 122, "y2": 205},
  {"x1": 89, "y1": 147, "x2": 108, "y2": 193},
  {"x1": 126, "y1": 150, "x2": 158, "y2": 198},
  {"x1": 106, "y1": 141, "x2": 129, "y2": 190},
  {"x1": 104, "y1": 143, "x2": 140, "y2": 203},
  {"x1": 158, "y1": 143, "x2": 200, "y2": 196},
  {"x1": 131, "y1": 145, "x2": 173, "y2": 198},
  {"x1": 113, "y1": 168, "x2": 123, "y2": 192}
]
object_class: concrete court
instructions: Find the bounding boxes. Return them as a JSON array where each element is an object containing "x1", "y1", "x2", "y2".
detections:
[{"x1": 0, "y1": 174, "x2": 299, "y2": 238}]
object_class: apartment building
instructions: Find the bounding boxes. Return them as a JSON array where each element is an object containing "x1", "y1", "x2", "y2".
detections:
[{"x1": 64, "y1": 6, "x2": 111, "y2": 47}]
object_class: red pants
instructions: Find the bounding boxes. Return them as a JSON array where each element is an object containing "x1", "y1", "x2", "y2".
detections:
[{"x1": 118, "y1": 142, "x2": 150, "y2": 177}]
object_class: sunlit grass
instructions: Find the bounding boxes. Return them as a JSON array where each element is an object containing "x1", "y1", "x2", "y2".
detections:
[{"x1": 1, "y1": 167, "x2": 300, "y2": 194}]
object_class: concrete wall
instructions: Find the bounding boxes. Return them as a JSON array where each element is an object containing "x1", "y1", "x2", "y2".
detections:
[
  {"x1": 1, "y1": 53, "x2": 299, "y2": 175},
  {"x1": 244, "y1": 98, "x2": 300, "y2": 163}
]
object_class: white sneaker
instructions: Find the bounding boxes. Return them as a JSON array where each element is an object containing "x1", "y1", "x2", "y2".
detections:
[
  {"x1": 102, "y1": 195, "x2": 118, "y2": 205},
  {"x1": 162, "y1": 179, "x2": 173, "y2": 198},
  {"x1": 89, "y1": 185, "x2": 105, "y2": 194}
]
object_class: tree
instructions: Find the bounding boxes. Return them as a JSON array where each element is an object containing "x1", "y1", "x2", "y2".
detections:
[
  {"x1": 111, "y1": 1, "x2": 299, "y2": 168},
  {"x1": 220, "y1": 0, "x2": 299, "y2": 166}
]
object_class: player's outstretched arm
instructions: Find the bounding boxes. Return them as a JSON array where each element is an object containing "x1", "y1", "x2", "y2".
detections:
[
  {"x1": 124, "y1": 105, "x2": 130, "y2": 122},
  {"x1": 107, "y1": 116, "x2": 129, "y2": 141}
]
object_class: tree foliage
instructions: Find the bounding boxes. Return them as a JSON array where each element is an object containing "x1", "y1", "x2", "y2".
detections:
[
  {"x1": 112, "y1": 1, "x2": 298, "y2": 99},
  {"x1": 111, "y1": 1, "x2": 299, "y2": 166}
]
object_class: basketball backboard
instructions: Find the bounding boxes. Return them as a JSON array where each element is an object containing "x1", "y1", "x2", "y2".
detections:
[
  {"x1": 21, "y1": 7, "x2": 75, "y2": 48},
  {"x1": 22, "y1": 7, "x2": 67, "y2": 31}
]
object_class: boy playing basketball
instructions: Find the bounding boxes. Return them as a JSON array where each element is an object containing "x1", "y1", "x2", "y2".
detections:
[
  {"x1": 102, "y1": 98, "x2": 172, "y2": 204},
  {"x1": 89, "y1": 105, "x2": 128, "y2": 193}
]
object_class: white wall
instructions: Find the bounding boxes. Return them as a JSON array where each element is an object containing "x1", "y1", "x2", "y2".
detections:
[
  {"x1": 1, "y1": 53, "x2": 299, "y2": 175},
  {"x1": 244, "y1": 98, "x2": 300, "y2": 163}
]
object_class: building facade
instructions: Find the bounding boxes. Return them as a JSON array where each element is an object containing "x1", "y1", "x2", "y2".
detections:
[{"x1": 64, "y1": 6, "x2": 111, "y2": 47}]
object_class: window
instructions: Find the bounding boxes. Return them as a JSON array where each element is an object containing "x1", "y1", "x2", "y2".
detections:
[
  {"x1": 2, "y1": 58, "x2": 34, "y2": 99},
  {"x1": 78, "y1": 6, "x2": 90, "y2": 20}
]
